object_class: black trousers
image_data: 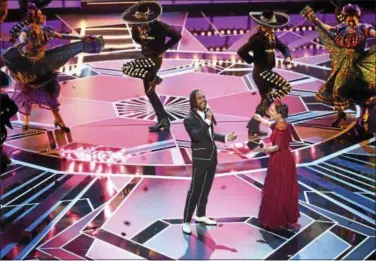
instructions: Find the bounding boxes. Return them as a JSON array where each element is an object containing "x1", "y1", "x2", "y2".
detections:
[
  {"x1": 122, "y1": 55, "x2": 168, "y2": 122},
  {"x1": 247, "y1": 68, "x2": 292, "y2": 132},
  {"x1": 183, "y1": 159, "x2": 217, "y2": 223}
]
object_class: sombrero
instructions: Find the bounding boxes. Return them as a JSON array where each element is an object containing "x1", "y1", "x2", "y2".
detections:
[
  {"x1": 0, "y1": 71, "x2": 11, "y2": 89},
  {"x1": 121, "y1": 0, "x2": 162, "y2": 24},
  {"x1": 18, "y1": 0, "x2": 52, "y2": 11},
  {"x1": 249, "y1": 10, "x2": 290, "y2": 28}
]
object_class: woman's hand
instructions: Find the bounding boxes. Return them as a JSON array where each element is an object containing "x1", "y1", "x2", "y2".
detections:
[{"x1": 261, "y1": 145, "x2": 279, "y2": 153}]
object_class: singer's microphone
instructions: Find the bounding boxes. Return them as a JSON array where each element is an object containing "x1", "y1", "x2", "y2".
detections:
[{"x1": 204, "y1": 108, "x2": 217, "y2": 125}]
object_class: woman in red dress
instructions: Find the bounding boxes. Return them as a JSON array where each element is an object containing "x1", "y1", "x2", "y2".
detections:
[{"x1": 255, "y1": 100, "x2": 300, "y2": 231}]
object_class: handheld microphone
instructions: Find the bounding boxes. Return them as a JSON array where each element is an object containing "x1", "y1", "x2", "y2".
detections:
[
  {"x1": 258, "y1": 142, "x2": 264, "y2": 149},
  {"x1": 204, "y1": 108, "x2": 217, "y2": 125}
]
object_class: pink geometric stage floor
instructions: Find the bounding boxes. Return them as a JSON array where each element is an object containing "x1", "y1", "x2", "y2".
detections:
[
  {"x1": 2, "y1": 12, "x2": 375, "y2": 261},
  {"x1": 5, "y1": 57, "x2": 354, "y2": 169}
]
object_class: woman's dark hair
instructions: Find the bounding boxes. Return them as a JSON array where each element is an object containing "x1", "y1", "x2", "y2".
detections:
[
  {"x1": 342, "y1": 4, "x2": 361, "y2": 18},
  {"x1": 274, "y1": 100, "x2": 289, "y2": 119},
  {"x1": 189, "y1": 89, "x2": 201, "y2": 111}
]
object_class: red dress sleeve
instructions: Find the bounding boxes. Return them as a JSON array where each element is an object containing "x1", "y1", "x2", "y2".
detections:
[{"x1": 272, "y1": 122, "x2": 291, "y2": 151}]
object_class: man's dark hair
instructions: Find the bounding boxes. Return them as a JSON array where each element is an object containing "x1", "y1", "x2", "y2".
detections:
[
  {"x1": 189, "y1": 89, "x2": 217, "y2": 125},
  {"x1": 189, "y1": 89, "x2": 201, "y2": 111}
]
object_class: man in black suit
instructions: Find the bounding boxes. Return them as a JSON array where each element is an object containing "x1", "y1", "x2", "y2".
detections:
[{"x1": 182, "y1": 90, "x2": 237, "y2": 235}]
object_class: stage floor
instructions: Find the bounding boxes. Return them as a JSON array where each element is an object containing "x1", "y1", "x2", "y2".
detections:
[{"x1": 1, "y1": 11, "x2": 376, "y2": 261}]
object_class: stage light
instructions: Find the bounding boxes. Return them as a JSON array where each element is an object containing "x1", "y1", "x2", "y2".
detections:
[
  {"x1": 296, "y1": 27, "x2": 300, "y2": 32},
  {"x1": 240, "y1": 29, "x2": 244, "y2": 34},
  {"x1": 302, "y1": 26, "x2": 306, "y2": 31},
  {"x1": 222, "y1": 47, "x2": 227, "y2": 51},
  {"x1": 208, "y1": 31, "x2": 212, "y2": 36},
  {"x1": 226, "y1": 29, "x2": 231, "y2": 35},
  {"x1": 220, "y1": 30, "x2": 225, "y2": 34},
  {"x1": 216, "y1": 47, "x2": 221, "y2": 51},
  {"x1": 200, "y1": 31, "x2": 205, "y2": 36},
  {"x1": 308, "y1": 26, "x2": 312, "y2": 31},
  {"x1": 233, "y1": 30, "x2": 238, "y2": 35}
]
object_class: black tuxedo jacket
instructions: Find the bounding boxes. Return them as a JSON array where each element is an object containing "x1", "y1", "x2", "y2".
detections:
[
  {"x1": 184, "y1": 110, "x2": 226, "y2": 163},
  {"x1": 132, "y1": 21, "x2": 182, "y2": 57},
  {"x1": 237, "y1": 30, "x2": 291, "y2": 71}
]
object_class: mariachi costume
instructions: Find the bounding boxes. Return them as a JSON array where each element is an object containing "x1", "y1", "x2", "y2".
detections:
[
  {"x1": 1, "y1": 11, "x2": 104, "y2": 131},
  {"x1": 121, "y1": 0, "x2": 182, "y2": 132},
  {"x1": 237, "y1": 10, "x2": 292, "y2": 136},
  {"x1": 301, "y1": 5, "x2": 375, "y2": 126}
]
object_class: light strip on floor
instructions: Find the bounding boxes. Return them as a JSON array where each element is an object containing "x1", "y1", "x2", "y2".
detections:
[
  {"x1": 102, "y1": 35, "x2": 132, "y2": 39},
  {"x1": 87, "y1": 27, "x2": 129, "y2": 31},
  {"x1": 25, "y1": 201, "x2": 62, "y2": 232},
  {"x1": 321, "y1": 162, "x2": 375, "y2": 183},
  {"x1": 16, "y1": 177, "x2": 99, "y2": 260},
  {"x1": 306, "y1": 166, "x2": 373, "y2": 195},
  {"x1": 86, "y1": 1, "x2": 138, "y2": 5},
  {"x1": 0, "y1": 171, "x2": 49, "y2": 200},
  {"x1": 2, "y1": 177, "x2": 60, "y2": 219},
  {"x1": 105, "y1": 44, "x2": 135, "y2": 49},
  {"x1": 2, "y1": 174, "x2": 58, "y2": 207}
]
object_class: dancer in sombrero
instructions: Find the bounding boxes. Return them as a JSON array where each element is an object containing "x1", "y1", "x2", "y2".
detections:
[
  {"x1": 121, "y1": 1, "x2": 182, "y2": 132},
  {"x1": 301, "y1": 4, "x2": 375, "y2": 126},
  {"x1": 1, "y1": 2, "x2": 104, "y2": 132},
  {"x1": 237, "y1": 10, "x2": 293, "y2": 140}
]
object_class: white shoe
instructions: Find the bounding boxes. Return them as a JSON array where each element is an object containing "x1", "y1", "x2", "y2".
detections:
[
  {"x1": 182, "y1": 223, "x2": 192, "y2": 234},
  {"x1": 195, "y1": 216, "x2": 217, "y2": 225}
]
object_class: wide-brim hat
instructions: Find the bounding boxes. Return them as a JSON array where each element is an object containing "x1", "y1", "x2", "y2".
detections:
[
  {"x1": 30, "y1": 0, "x2": 53, "y2": 8},
  {"x1": 121, "y1": 0, "x2": 162, "y2": 24},
  {"x1": 18, "y1": 0, "x2": 52, "y2": 11},
  {"x1": 0, "y1": 71, "x2": 11, "y2": 89},
  {"x1": 249, "y1": 10, "x2": 290, "y2": 28}
]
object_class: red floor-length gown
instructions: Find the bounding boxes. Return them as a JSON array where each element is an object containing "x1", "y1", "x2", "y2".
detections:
[{"x1": 258, "y1": 122, "x2": 300, "y2": 229}]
